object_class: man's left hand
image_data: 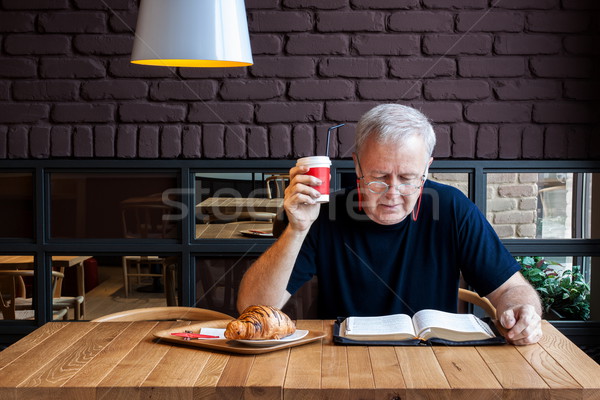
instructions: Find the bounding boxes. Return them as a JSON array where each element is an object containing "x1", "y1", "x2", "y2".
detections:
[{"x1": 499, "y1": 304, "x2": 542, "y2": 345}]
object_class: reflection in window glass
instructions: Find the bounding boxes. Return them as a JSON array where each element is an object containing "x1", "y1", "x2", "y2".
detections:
[
  {"x1": 487, "y1": 173, "x2": 594, "y2": 239},
  {"x1": 429, "y1": 173, "x2": 469, "y2": 197},
  {"x1": 0, "y1": 173, "x2": 33, "y2": 238},
  {"x1": 50, "y1": 173, "x2": 179, "y2": 239}
]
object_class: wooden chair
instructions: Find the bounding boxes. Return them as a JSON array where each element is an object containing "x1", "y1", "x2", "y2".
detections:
[
  {"x1": 458, "y1": 288, "x2": 496, "y2": 319},
  {"x1": 91, "y1": 306, "x2": 232, "y2": 322},
  {"x1": 0, "y1": 270, "x2": 70, "y2": 320},
  {"x1": 266, "y1": 174, "x2": 289, "y2": 199}
]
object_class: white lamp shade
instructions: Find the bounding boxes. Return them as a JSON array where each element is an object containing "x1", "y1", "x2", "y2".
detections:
[{"x1": 131, "y1": 0, "x2": 253, "y2": 68}]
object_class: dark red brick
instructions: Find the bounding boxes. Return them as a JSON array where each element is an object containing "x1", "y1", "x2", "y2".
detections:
[
  {"x1": 30, "y1": 126, "x2": 50, "y2": 158},
  {"x1": 423, "y1": 34, "x2": 492, "y2": 55},
  {"x1": 287, "y1": 34, "x2": 349, "y2": 55},
  {"x1": 456, "y1": 11, "x2": 524, "y2": 32},
  {"x1": 73, "y1": 0, "x2": 133, "y2": 9},
  {"x1": 108, "y1": 11, "x2": 137, "y2": 33},
  {"x1": 358, "y1": 80, "x2": 421, "y2": 100},
  {"x1": 563, "y1": 35, "x2": 595, "y2": 55},
  {"x1": 138, "y1": 126, "x2": 159, "y2": 158},
  {"x1": 316, "y1": 12, "x2": 384, "y2": 32},
  {"x1": 182, "y1": 125, "x2": 202, "y2": 158},
  {"x1": 522, "y1": 125, "x2": 544, "y2": 159},
  {"x1": 527, "y1": 11, "x2": 591, "y2": 33},
  {"x1": 494, "y1": 34, "x2": 561, "y2": 55},
  {"x1": 3, "y1": 0, "x2": 69, "y2": 9},
  {"x1": 247, "y1": 0, "x2": 279, "y2": 8},
  {"x1": 458, "y1": 57, "x2": 525, "y2": 77},
  {"x1": 41, "y1": 58, "x2": 105, "y2": 78},
  {"x1": 202, "y1": 125, "x2": 225, "y2": 159},
  {"x1": 293, "y1": 124, "x2": 315, "y2": 157},
  {"x1": 465, "y1": 103, "x2": 531, "y2": 123},
  {"x1": 451, "y1": 123, "x2": 476, "y2": 159},
  {"x1": 533, "y1": 102, "x2": 594, "y2": 123},
  {"x1": 564, "y1": 80, "x2": 597, "y2": 100},
  {"x1": 389, "y1": 57, "x2": 455, "y2": 78},
  {"x1": 82, "y1": 80, "x2": 148, "y2": 100},
  {"x1": 160, "y1": 126, "x2": 181, "y2": 158},
  {"x1": 544, "y1": 125, "x2": 568, "y2": 158},
  {"x1": 319, "y1": 58, "x2": 386, "y2": 78},
  {"x1": 109, "y1": 58, "x2": 174, "y2": 78},
  {"x1": 433, "y1": 125, "x2": 451, "y2": 158},
  {"x1": 494, "y1": 0, "x2": 558, "y2": 9},
  {"x1": 250, "y1": 57, "x2": 316, "y2": 78},
  {"x1": 476, "y1": 125, "x2": 498, "y2": 159},
  {"x1": 389, "y1": 11, "x2": 453, "y2": 32},
  {"x1": 39, "y1": 12, "x2": 106, "y2": 33},
  {"x1": 565, "y1": 126, "x2": 591, "y2": 159},
  {"x1": 530, "y1": 56, "x2": 593, "y2": 78},
  {"x1": 256, "y1": 102, "x2": 323, "y2": 123},
  {"x1": 561, "y1": 0, "x2": 600, "y2": 10},
  {"x1": 8, "y1": 126, "x2": 29, "y2": 159},
  {"x1": 0, "y1": 127, "x2": 8, "y2": 158},
  {"x1": 4, "y1": 35, "x2": 70, "y2": 55},
  {"x1": 150, "y1": 80, "x2": 217, "y2": 101},
  {"x1": 0, "y1": 58, "x2": 37, "y2": 78},
  {"x1": 411, "y1": 102, "x2": 463, "y2": 123},
  {"x1": 179, "y1": 67, "x2": 247, "y2": 79},
  {"x1": 13, "y1": 81, "x2": 79, "y2": 101},
  {"x1": 225, "y1": 125, "x2": 246, "y2": 159},
  {"x1": 284, "y1": 0, "x2": 347, "y2": 8},
  {"x1": 119, "y1": 103, "x2": 185, "y2": 123},
  {"x1": 325, "y1": 101, "x2": 379, "y2": 122},
  {"x1": 53, "y1": 104, "x2": 114, "y2": 123},
  {"x1": 94, "y1": 126, "x2": 115, "y2": 157},
  {"x1": 269, "y1": 125, "x2": 292, "y2": 158},
  {"x1": 0, "y1": 82, "x2": 10, "y2": 100},
  {"x1": 424, "y1": 79, "x2": 489, "y2": 100},
  {"x1": 221, "y1": 80, "x2": 285, "y2": 100},
  {"x1": 351, "y1": 0, "x2": 419, "y2": 9},
  {"x1": 188, "y1": 103, "x2": 253, "y2": 123},
  {"x1": 116, "y1": 125, "x2": 137, "y2": 158},
  {"x1": 247, "y1": 126, "x2": 269, "y2": 158},
  {"x1": 0, "y1": 104, "x2": 49, "y2": 123},
  {"x1": 423, "y1": 0, "x2": 487, "y2": 8},
  {"x1": 498, "y1": 125, "x2": 522, "y2": 159},
  {"x1": 337, "y1": 123, "x2": 356, "y2": 158},
  {"x1": 0, "y1": 12, "x2": 35, "y2": 32},
  {"x1": 248, "y1": 11, "x2": 313, "y2": 32},
  {"x1": 314, "y1": 122, "x2": 338, "y2": 157},
  {"x1": 73, "y1": 35, "x2": 133, "y2": 55},
  {"x1": 352, "y1": 34, "x2": 419, "y2": 55},
  {"x1": 250, "y1": 34, "x2": 283, "y2": 55},
  {"x1": 73, "y1": 126, "x2": 93, "y2": 157},
  {"x1": 289, "y1": 79, "x2": 354, "y2": 100},
  {"x1": 493, "y1": 80, "x2": 561, "y2": 100},
  {"x1": 51, "y1": 126, "x2": 71, "y2": 157}
]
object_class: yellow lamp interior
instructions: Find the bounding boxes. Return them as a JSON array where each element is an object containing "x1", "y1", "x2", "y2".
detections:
[{"x1": 131, "y1": 59, "x2": 253, "y2": 68}]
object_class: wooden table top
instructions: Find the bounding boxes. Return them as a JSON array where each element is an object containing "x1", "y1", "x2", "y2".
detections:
[
  {"x1": 196, "y1": 222, "x2": 274, "y2": 239},
  {"x1": 197, "y1": 197, "x2": 283, "y2": 214},
  {"x1": 0, "y1": 255, "x2": 91, "y2": 269},
  {"x1": 0, "y1": 320, "x2": 598, "y2": 399}
]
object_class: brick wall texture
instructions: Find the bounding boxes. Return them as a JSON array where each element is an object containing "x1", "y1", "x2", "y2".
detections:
[{"x1": 0, "y1": 0, "x2": 598, "y2": 160}]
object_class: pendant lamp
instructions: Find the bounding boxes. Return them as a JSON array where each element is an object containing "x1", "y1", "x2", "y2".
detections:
[{"x1": 131, "y1": 0, "x2": 253, "y2": 68}]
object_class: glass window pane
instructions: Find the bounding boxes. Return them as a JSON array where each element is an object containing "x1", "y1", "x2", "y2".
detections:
[
  {"x1": 50, "y1": 173, "x2": 179, "y2": 239},
  {"x1": 0, "y1": 173, "x2": 34, "y2": 239},
  {"x1": 487, "y1": 172, "x2": 595, "y2": 239},
  {"x1": 195, "y1": 172, "x2": 286, "y2": 239},
  {"x1": 429, "y1": 172, "x2": 469, "y2": 197},
  {"x1": 0, "y1": 255, "x2": 37, "y2": 321}
]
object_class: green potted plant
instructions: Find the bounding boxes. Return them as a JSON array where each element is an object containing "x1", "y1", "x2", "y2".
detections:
[{"x1": 516, "y1": 256, "x2": 590, "y2": 320}]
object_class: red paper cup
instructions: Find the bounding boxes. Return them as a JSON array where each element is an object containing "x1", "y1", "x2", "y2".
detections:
[{"x1": 296, "y1": 156, "x2": 331, "y2": 203}]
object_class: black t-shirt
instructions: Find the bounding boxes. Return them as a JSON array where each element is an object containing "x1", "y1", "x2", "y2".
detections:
[{"x1": 286, "y1": 180, "x2": 520, "y2": 319}]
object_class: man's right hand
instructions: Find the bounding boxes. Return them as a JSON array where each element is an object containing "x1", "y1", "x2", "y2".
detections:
[{"x1": 284, "y1": 165, "x2": 323, "y2": 232}]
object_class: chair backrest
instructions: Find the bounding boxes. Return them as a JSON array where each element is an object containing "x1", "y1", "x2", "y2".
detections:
[
  {"x1": 265, "y1": 174, "x2": 289, "y2": 199},
  {"x1": 0, "y1": 270, "x2": 64, "y2": 320},
  {"x1": 458, "y1": 288, "x2": 496, "y2": 319},
  {"x1": 91, "y1": 306, "x2": 232, "y2": 322},
  {"x1": 120, "y1": 194, "x2": 176, "y2": 239}
]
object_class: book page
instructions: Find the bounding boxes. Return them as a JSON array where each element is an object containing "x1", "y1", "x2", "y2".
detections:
[
  {"x1": 345, "y1": 314, "x2": 415, "y2": 337},
  {"x1": 412, "y1": 309, "x2": 494, "y2": 340}
]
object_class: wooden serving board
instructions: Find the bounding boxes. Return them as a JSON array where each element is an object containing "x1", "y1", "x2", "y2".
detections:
[{"x1": 153, "y1": 319, "x2": 326, "y2": 355}]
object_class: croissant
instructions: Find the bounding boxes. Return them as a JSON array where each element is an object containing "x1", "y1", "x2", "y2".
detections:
[{"x1": 225, "y1": 305, "x2": 296, "y2": 340}]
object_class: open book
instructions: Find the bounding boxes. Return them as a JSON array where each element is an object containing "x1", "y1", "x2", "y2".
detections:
[{"x1": 336, "y1": 309, "x2": 503, "y2": 345}]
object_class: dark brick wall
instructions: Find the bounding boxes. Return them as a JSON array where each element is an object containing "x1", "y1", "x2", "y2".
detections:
[{"x1": 0, "y1": 0, "x2": 598, "y2": 160}]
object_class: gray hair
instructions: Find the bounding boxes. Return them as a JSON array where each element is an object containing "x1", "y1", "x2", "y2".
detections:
[{"x1": 355, "y1": 104, "x2": 436, "y2": 157}]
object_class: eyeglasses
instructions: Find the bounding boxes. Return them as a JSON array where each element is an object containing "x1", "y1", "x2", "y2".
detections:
[{"x1": 355, "y1": 154, "x2": 426, "y2": 196}]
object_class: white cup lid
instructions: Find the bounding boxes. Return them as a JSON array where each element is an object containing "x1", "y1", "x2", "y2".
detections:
[{"x1": 296, "y1": 156, "x2": 331, "y2": 166}]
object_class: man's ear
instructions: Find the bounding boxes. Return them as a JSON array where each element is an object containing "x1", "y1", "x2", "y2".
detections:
[{"x1": 352, "y1": 152, "x2": 360, "y2": 177}]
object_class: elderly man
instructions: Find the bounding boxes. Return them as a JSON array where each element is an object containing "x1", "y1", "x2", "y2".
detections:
[{"x1": 238, "y1": 104, "x2": 542, "y2": 345}]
